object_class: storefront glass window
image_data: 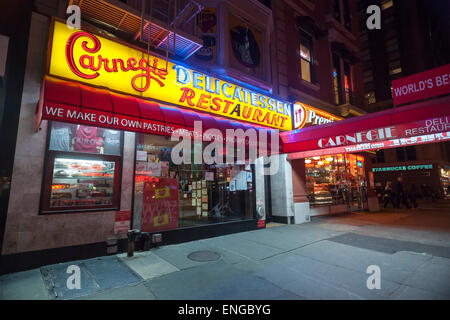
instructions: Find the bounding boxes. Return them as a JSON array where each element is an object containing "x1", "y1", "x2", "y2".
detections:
[
  {"x1": 300, "y1": 32, "x2": 313, "y2": 83},
  {"x1": 49, "y1": 122, "x2": 122, "y2": 156},
  {"x1": 41, "y1": 121, "x2": 122, "y2": 213},
  {"x1": 49, "y1": 158, "x2": 116, "y2": 208},
  {"x1": 440, "y1": 167, "x2": 449, "y2": 198},
  {"x1": 133, "y1": 134, "x2": 255, "y2": 232},
  {"x1": 305, "y1": 154, "x2": 366, "y2": 207}
]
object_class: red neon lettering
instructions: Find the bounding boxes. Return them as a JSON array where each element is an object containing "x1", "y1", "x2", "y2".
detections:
[
  {"x1": 252, "y1": 110, "x2": 263, "y2": 122},
  {"x1": 65, "y1": 31, "x2": 168, "y2": 91},
  {"x1": 242, "y1": 106, "x2": 253, "y2": 119},
  {"x1": 222, "y1": 100, "x2": 234, "y2": 114},
  {"x1": 179, "y1": 87, "x2": 196, "y2": 106},
  {"x1": 211, "y1": 97, "x2": 222, "y2": 111},
  {"x1": 197, "y1": 94, "x2": 211, "y2": 109},
  {"x1": 66, "y1": 31, "x2": 101, "y2": 79}
]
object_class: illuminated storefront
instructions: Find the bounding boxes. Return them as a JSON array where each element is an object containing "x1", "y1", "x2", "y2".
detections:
[
  {"x1": 441, "y1": 166, "x2": 450, "y2": 198},
  {"x1": 305, "y1": 154, "x2": 366, "y2": 208},
  {"x1": 371, "y1": 162, "x2": 450, "y2": 200},
  {"x1": 32, "y1": 19, "x2": 291, "y2": 247}
]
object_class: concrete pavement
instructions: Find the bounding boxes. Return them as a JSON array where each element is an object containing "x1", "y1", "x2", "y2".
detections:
[{"x1": 1, "y1": 203, "x2": 450, "y2": 300}]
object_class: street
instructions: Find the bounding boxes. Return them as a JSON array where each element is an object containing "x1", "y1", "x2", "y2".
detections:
[{"x1": 1, "y1": 201, "x2": 450, "y2": 300}]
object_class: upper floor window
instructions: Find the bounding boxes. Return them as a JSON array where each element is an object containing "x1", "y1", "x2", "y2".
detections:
[
  {"x1": 365, "y1": 91, "x2": 376, "y2": 105},
  {"x1": 333, "y1": 0, "x2": 352, "y2": 31},
  {"x1": 342, "y1": 0, "x2": 351, "y2": 31},
  {"x1": 332, "y1": 53, "x2": 342, "y2": 105},
  {"x1": 376, "y1": 150, "x2": 385, "y2": 163},
  {"x1": 389, "y1": 60, "x2": 402, "y2": 76},
  {"x1": 395, "y1": 146, "x2": 417, "y2": 162},
  {"x1": 300, "y1": 32, "x2": 314, "y2": 83},
  {"x1": 332, "y1": 52, "x2": 355, "y2": 105},
  {"x1": 333, "y1": 0, "x2": 341, "y2": 22},
  {"x1": 381, "y1": 0, "x2": 394, "y2": 10},
  {"x1": 343, "y1": 61, "x2": 353, "y2": 94},
  {"x1": 406, "y1": 146, "x2": 417, "y2": 161}
]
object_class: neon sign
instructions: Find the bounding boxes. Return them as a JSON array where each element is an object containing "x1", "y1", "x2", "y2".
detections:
[
  {"x1": 292, "y1": 103, "x2": 342, "y2": 130},
  {"x1": 372, "y1": 164, "x2": 433, "y2": 172},
  {"x1": 49, "y1": 21, "x2": 292, "y2": 130}
]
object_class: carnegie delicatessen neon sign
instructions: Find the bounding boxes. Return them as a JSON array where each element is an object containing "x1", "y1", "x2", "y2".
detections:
[{"x1": 49, "y1": 20, "x2": 292, "y2": 131}]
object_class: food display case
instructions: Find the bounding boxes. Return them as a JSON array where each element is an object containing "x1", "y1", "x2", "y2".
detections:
[
  {"x1": 305, "y1": 154, "x2": 366, "y2": 207},
  {"x1": 42, "y1": 155, "x2": 120, "y2": 212}
]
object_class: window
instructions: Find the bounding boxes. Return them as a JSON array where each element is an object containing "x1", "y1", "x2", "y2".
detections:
[
  {"x1": 305, "y1": 154, "x2": 366, "y2": 207},
  {"x1": 332, "y1": 53, "x2": 342, "y2": 105},
  {"x1": 332, "y1": 53, "x2": 354, "y2": 105},
  {"x1": 41, "y1": 122, "x2": 123, "y2": 213},
  {"x1": 389, "y1": 60, "x2": 402, "y2": 76},
  {"x1": 343, "y1": 60, "x2": 352, "y2": 103},
  {"x1": 396, "y1": 147, "x2": 405, "y2": 161},
  {"x1": 365, "y1": 91, "x2": 376, "y2": 104},
  {"x1": 390, "y1": 67, "x2": 402, "y2": 75},
  {"x1": 300, "y1": 32, "x2": 314, "y2": 83},
  {"x1": 133, "y1": 133, "x2": 255, "y2": 232},
  {"x1": 334, "y1": 0, "x2": 351, "y2": 31},
  {"x1": 333, "y1": 0, "x2": 341, "y2": 22},
  {"x1": 381, "y1": 0, "x2": 394, "y2": 10},
  {"x1": 395, "y1": 147, "x2": 416, "y2": 162},
  {"x1": 376, "y1": 150, "x2": 385, "y2": 163},
  {"x1": 406, "y1": 146, "x2": 417, "y2": 161},
  {"x1": 342, "y1": 0, "x2": 351, "y2": 31}
]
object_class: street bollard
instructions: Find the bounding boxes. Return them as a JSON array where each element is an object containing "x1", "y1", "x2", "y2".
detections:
[{"x1": 127, "y1": 229, "x2": 140, "y2": 257}]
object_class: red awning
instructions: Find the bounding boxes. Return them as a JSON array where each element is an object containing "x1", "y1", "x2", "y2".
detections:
[
  {"x1": 36, "y1": 76, "x2": 281, "y2": 154},
  {"x1": 282, "y1": 95, "x2": 450, "y2": 158}
]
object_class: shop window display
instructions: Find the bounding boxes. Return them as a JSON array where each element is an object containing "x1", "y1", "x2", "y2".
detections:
[
  {"x1": 49, "y1": 122, "x2": 122, "y2": 156},
  {"x1": 440, "y1": 167, "x2": 450, "y2": 198},
  {"x1": 305, "y1": 154, "x2": 366, "y2": 207},
  {"x1": 133, "y1": 134, "x2": 255, "y2": 232},
  {"x1": 41, "y1": 121, "x2": 122, "y2": 213}
]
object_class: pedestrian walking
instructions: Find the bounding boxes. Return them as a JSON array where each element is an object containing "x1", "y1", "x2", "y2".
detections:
[
  {"x1": 383, "y1": 181, "x2": 396, "y2": 209},
  {"x1": 394, "y1": 177, "x2": 410, "y2": 209},
  {"x1": 408, "y1": 183, "x2": 419, "y2": 209}
]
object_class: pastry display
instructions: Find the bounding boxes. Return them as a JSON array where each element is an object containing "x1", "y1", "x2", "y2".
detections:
[{"x1": 50, "y1": 158, "x2": 115, "y2": 208}]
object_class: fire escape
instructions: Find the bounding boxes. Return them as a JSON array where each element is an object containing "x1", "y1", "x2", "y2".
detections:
[{"x1": 68, "y1": 0, "x2": 204, "y2": 60}]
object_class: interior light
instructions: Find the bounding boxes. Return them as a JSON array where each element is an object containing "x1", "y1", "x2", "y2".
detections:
[
  {"x1": 305, "y1": 159, "x2": 311, "y2": 164},
  {"x1": 326, "y1": 157, "x2": 334, "y2": 162},
  {"x1": 318, "y1": 161, "x2": 324, "y2": 165},
  {"x1": 313, "y1": 156, "x2": 320, "y2": 160}
]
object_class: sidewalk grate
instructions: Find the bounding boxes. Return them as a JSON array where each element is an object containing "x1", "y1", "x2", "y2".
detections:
[{"x1": 40, "y1": 256, "x2": 142, "y2": 300}]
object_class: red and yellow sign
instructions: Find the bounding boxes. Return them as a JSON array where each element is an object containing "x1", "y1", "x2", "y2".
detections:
[
  {"x1": 141, "y1": 178, "x2": 179, "y2": 232},
  {"x1": 48, "y1": 20, "x2": 292, "y2": 130}
]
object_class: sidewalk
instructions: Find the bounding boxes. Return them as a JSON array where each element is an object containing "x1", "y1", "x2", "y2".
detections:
[{"x1": 1, "y1": 206, "x2": 450, "y2": 300}]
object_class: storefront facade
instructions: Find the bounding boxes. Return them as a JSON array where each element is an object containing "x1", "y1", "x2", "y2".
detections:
[
  {"x1": 267, "y1": 101, "x2": 372, "y2": 224},
  {"x1": 0, "y1": 12, "x2": 289, "y2": 272},
  {"x1": 372, "y1": 162, "x2": 450, "y2": 200},
  {"x1": 281, "y1": 94, "x2": 450, "y2": 223}
]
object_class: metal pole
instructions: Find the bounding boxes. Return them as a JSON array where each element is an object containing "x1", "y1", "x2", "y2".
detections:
[
  {"x1": 165, "y1": 0, "x2": 170, "y2": 71},
  {"x1": 173, "y1": 0, "x2": 177, "y2": 57},
  {"x1": 140, "y1": 0, "x2": 146, "y2": 42}
]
